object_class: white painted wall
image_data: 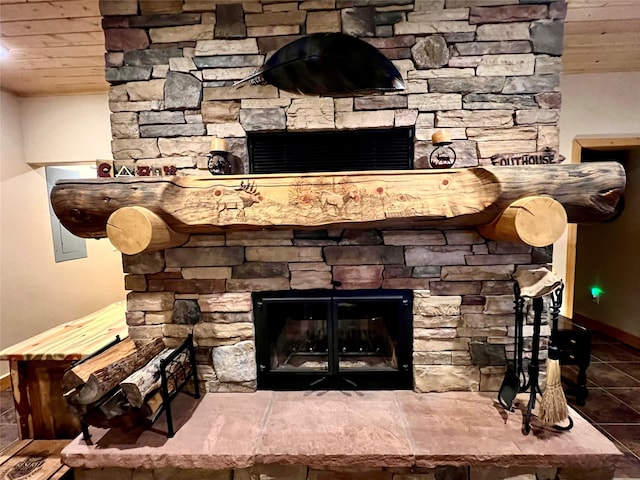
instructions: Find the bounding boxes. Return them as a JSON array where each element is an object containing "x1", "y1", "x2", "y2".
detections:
[
  {"x1": 0, "y1": 91, "x2": 125, "y2": 377},
  {"x1": 555, "y1": 72, "x2": 640, "y2": 318}
]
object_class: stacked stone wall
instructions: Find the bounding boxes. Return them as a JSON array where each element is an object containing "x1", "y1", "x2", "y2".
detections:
[
  {"x1": 101, "y1": 0, "x2": 565, "y2": 392},
  {"x1": 123, "y1": 227, "x2": 551, "y2": 393}
]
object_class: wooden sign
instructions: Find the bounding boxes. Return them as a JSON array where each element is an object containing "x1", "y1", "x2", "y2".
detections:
[{"x1": 490, "y1": 148, "x2": 564, "y2": 167}]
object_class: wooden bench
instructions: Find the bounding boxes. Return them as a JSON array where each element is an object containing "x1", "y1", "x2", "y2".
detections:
[
  {"x1": 0, "y1": 440, "x2": 72, "y2": 480},
  {"x1": 0, "y1": 302, "x2": 128, "y2": 439}
]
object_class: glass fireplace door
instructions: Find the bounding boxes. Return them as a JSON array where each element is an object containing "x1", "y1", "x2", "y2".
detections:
[{"x1": 254, "y1": 290, "x2": 412, "y2": 390}]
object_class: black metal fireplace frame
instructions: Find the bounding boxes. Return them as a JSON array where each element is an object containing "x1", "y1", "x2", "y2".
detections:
[{"x1": 253, "y1": 289, "x2": 413, "y2": 391}]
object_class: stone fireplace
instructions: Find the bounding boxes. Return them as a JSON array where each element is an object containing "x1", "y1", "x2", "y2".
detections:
[{"x1": 95, "y1": 0, "x2": 568, "y2": 394}]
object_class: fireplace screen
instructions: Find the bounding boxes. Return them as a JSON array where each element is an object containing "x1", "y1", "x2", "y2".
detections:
[{"x1": 253, "y1": 290, "x2": 412, "y2": 390}]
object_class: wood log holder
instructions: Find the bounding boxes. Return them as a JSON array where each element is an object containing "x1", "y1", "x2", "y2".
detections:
[{"x1": 69, "y1": 334, "x2": 200, "y2": 441}]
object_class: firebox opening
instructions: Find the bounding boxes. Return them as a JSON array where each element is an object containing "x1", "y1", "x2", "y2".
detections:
[
  {"x1": 253, "y1": 289, "x2": 413, "y2": 390},
  {"x1": 248, "y1": 128, "x2": 414, "y2": 174}
]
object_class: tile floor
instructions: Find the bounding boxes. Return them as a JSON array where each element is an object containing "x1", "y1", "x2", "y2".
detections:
[
  {"x1": 1, "y1": 330, "x2": 639, "y2": 478},
  {"x1": 561, "y1": 330, "x2": 640, "y2": 479}
]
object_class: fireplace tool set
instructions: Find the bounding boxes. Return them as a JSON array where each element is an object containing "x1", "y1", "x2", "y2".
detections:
[{"x1": 498, "y1": 269, "x2": 573, "y2": 434}]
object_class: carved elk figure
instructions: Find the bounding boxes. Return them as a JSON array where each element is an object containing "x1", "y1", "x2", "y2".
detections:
[
  {"x1": 213, "y1": 180, "x2": 262, "y2": 220},
  {"x1": 319, "y1": 189, "x2": 359, "y2": 215}
]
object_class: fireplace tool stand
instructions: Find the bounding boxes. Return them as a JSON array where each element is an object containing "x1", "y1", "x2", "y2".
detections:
[{"x1": 503, "y1": 283, "x2": 573, "y2": 434}]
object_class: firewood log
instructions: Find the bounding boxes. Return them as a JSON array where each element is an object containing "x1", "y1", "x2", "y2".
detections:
[
  {"x1": 64, "y1": 337, "x2": 165, "y2": 405},
  {"x1": 120, "y1": 348, "x2": 175, "y2": 408},
  {"x1": 121, "y1": 349, "x2": 191, "y2": 408}
]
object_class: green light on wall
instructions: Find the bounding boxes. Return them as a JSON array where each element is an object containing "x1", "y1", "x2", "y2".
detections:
[{"x1": 591, "y1": 286, "x2": 604, "y2": 298}]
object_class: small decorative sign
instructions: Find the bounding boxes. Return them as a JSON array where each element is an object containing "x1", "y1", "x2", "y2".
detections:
[{"x1": 490, "y1": 147, "x2": 564, "y2": 167}]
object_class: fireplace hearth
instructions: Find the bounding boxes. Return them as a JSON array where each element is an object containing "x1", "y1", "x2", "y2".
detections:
[{"x1": 253, "y1": 289, "x2": 413, "y2": 390}]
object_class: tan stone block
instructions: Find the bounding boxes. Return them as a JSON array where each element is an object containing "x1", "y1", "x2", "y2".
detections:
[
  {"x1": 535, "y1": 55, "x2": 561, "y2": 75},
  {"x1": 477, "y1": 54, "x2": 535, "y2": 76},
  {"x1": 515, "y1": 109, "x2": 560, "y2": 125},
  {"x1": 479, "y1": 365, "x2": 507, "y2": 392},
  {"x1": 407, "y1": 9, "x2": 470, "y2": 22},
  {"x1": 245, "y1": 246, "x2": 323, "y2": 262},
  {"x1": 184, "y1": 235, "x2": 226, "y2": 247},
  {"x1": 415, "y1": 127, "x2": 466, "y2": 141},
  {"x1": 245, "y1": 11, "x2": 307, "y2": 27},
  {"x1": 477, "y1": 23, "x2": 530, "y2": 41},
  {"x1": 194, "y1": 322, "x2": 254, "y2": 340},
  {"x1": 111, "y1": 138, "x2": 160, "y2": 160},
  {"x1": 414, "y1": 314, "x2": 462, "y2": 328},
  {"x1": 408, "y1": 68, "x2": 475, "y2": 79},
  {"x1": 335, "y1": 110, "x2": 395, "y2": 129},
  {"x1": 435, "y1": 110, "x2": 514, "y2": 128},
  {"x1": 110, "y1": 101, "x2": 163, "y2": 112},
  {"x1": 413, "y1": 338, "x2": 469, "y2": 352},
  {"x1": 470, "y1": 467, "x2": 537, "y2": 480},
  {"x1": 291, "y1": 270, "x2": 333, "y2": 289},
  {"x1": 414, "y1": 328, "x2": 458, "y2": 339},
  {"x1": 158, "y1": 136, "x2": 211, "y2": 156},
  {"x1": 126, "y1": 79, "x2": 165, "y2": 101},
  {"x1": 452, "y1": 351, "x2": 472, "y2": 365},
  {"x1": 395, "y1": 109, "x2": 419, "y2": 127},
  {"x1": 162, "y1": 324, "x2": 194, "y2": 338},
  {"x1": 333, "y1": 265, "x2": 384, "y2": 286},
  {"x1": 301, "y1": 0, "x2": 336, "y2": 9},
  {"x1": 537, "y1": 125, "x2": 559, "y2": 151},
  {"x1": 150, "y1": 24, "x2": 214, "y2": 44},
  {"x1": 169, "y1": 57, "x2": 197, "y2": 73},
  {"x1": 413, "y1": 351, "x2": 452, "y2": 366},
  {"x1": 241, "y1": 98, "x2": 292, "y2": 108},
  {"x1": 128, "y1": 325, "x2": 165, "y2": 342},
  {"x1": 334, "y1": 98, "x2": 353, "y2": 112},
  {"x1": 206, "y1": 123, "x2": 246, "y2": 137},
  {"x1": 199, "y1": 292, "x2": 252, "y2": 312},
  {"x1": 413, "y1": 296, "x2": 462, "y2": 316},
  {"x1": 109, "y1": 85, "x2": 128, "y2": 102},
  {"x1": 145, "y1": 311, "x2": 173, "y2": 325},
  {"x1": 408, "y1": 93, "x2": 462, "y2": 111},
  {"x1": 227, "y1": 278, "x2": 291, "y2": 291},
  {"x1": 165, "y1": 246, "x2": 244, "y2": 267},
  {"x1": 394, "y1": 20, "x2": 476, "y2": 35},
  {"x1": 477, "y1": 140, "x2": 537, "y2": 158},
  {"x1": 202, "y1": 101, "x2": 240, "y2": 123},
  {"x1": 202, "y1": 67, "x2": 257, "y2": 81},
  {"x1": 483, "y1": 295, "x2": 516, "y2": 314},
  {"x1": 464, "y1": 313, "x2": 512, "y2": 328},
  {"x1": 414, "y1": 365, "x2": 480, "y2": 392},
  {"x1": 307, "y1": 10, "x2": 341, "y2": 33},
  {"x1": 287, "y1": 97, "x2": 335, "y2": 130},
  {"x1": 263, "y1": 2, "x2": 297, "y2": 12},
  {"x1": 237, "y1": 465, "x2": 308, "y2": 480},
  {"x1": 127, "y1": 291, "x2": 174, "y2": 311},
  {"x1": 126, "y1": 311, "x2": 145, "y2": 326},
  {"x1": 204, "y1": 85, "x2": 279, "y2": 101},
  {"x1": 196, "y1": 39, "x2": 258, "y2": 56},
  {"x1": 466, "y1": 126, "x2": 537, "y2": 141}
]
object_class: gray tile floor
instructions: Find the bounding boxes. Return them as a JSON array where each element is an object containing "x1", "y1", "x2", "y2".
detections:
[{"x1": 0, "y1": 388, "x2": 19, "y2": 450}]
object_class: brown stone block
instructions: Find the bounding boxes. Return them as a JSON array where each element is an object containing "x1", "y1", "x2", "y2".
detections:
[
  {"x1": 201, "y1": 312, "x2": 252, "y2": 324},
  {"x1": 245, "y1": 246, "x2": 322, "y2": 262},
  {"x1": 232, "y1": 262, "x2": 289, "y2": 278},
  {"x1": 463, "y1": 313, "x2": 512, "y2": 328},
  {"x1": 465, "y1": 254, "x2": 532, "y2": 266},
  {"x1": 201, "y1": 101, "x2": 241, "y2": 124},
  {"x1": 100, "y1": 0, "x2": 138, "y2": 16},
  {"x1": 333, "y1": 265, "x2": 384, "y2": 288},
  {"x1": 383, "y1": 265, "x2": 413, "y2": 278},
  {"x1": 105, "y1": 28, "x2": 149, "y2": 52},
  {"x1": 308, "y1": 470, "x2": 393, "y2": 480},
  {"x1": 405, "y1": 246, "x2": 469, "y2": 266},
  {"x1": 246, "y1": 11, "x2": 307, "y2": 27},
  {"x1": 487, "y1": 241, "x2": 531, "y2": 254},
  {"x1": 366, "y1": 35, "x2": 416, "y2": 49},
  {"x1": 441, "y1": 265, "x2": 513, "y2": 281},
  {"x1": 257, "y1": 35, "x2": 304, "y2": 54},
  {"x1": 306, "y1": 10, "x2": 341, "y2": 34},
  {"x1": 215, "y1": 3, "x2": 247, "y2": 39},
  {"x1": 324, "y1": 246, "x2": 403, "y2": 265},
  {"x1": 122, "y1": 251, "x2": 165, "y2": 274},
  {"x1": 338, "y1": 229, "x2": 382, "y2": 246},
  {"x1": 382, "y1": 230, "x2": 445, "y2": 246},
  {"x1": 184, "y1": 235, "x2": 226, "y2": 247},
  {"x1": 429, "y1": 281, "x2": 482, "y2": 295},
  {"x1": 469, "y1": 5, "x2": 548, "y2": 25},
  {"x1": 227, "y1": 278, "x2": 291, "y2": 291},
  {"x1": 481, "y1": 280, "x2": 514, "y2": 295},
  {"x1": 127, "y1": 291, "x2": 174, "y2": 311},
  {"x1": 166, "y1": 247, "x2": 245, "y2": 267},
  {"x1": 124, "y1": 274, "x2": 147, "y2": 291},
  {"x1": 148, "y1": 278, "x2": 226, "y2": 294},
  {"x1": 140, "y1": 0, "x2": 183, "y2": 15},
  {"x1": 126, "y1": 311, "x2": 145, "y2": 326},
  {"x1": 146, "y1": 271, "x2": 183, "y2": 280},
  {"x1": 382, "y1": 278, "x2": 430, "y2": 290}
]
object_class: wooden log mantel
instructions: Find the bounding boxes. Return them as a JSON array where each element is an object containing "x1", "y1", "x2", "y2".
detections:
[{"x1": 51, "y1": 163, "x2": 625, "y2": 241}]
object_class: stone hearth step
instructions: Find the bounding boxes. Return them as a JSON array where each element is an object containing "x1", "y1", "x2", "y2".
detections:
[{"x1": 62, "y1": 391, "x2": 622, "y2": 477}]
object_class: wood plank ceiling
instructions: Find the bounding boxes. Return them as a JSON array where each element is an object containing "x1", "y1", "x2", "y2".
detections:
[{"x1": 0, "y1": 0, "x2": 639, "y2": 97}]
